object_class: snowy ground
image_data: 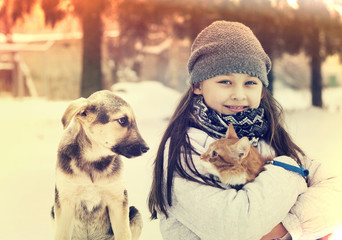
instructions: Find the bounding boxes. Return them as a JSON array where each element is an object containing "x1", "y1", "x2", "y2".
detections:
[{"x1": 0, "y1": 81, "x2": 341, "y2": 240}]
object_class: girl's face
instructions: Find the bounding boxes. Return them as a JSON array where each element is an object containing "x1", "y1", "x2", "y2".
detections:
[{"x1": 193, "y1": 73, "x2": 263, "y2": 115}]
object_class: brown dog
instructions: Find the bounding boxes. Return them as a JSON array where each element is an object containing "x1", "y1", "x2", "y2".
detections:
[{"x1": 51, "y1": 90, "x2": 149, "y2": 240}]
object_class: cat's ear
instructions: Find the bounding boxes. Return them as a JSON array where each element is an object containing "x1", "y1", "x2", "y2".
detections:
[
  {"x1": 235, "y1": 137, "x2": 250, "y2": 160},
  {"x1": 226, "y1": 123, "x2": 238, "y2": 139}
]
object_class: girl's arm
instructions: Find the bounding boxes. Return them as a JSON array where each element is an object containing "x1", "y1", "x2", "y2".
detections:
[
  {"x1": 260, "y1": 223, "x2": 288, "y2": 240},
  {"x1": 167, "y1": 155, "x2": 307, "y2": 240},
  {"x1": 281, "y1": 157, "x2": 342, "y2": 239}
]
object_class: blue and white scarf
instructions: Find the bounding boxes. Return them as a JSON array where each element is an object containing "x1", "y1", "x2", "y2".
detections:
[{"x1": 191, "y1": 95, "x2": 269, "y2": 147}]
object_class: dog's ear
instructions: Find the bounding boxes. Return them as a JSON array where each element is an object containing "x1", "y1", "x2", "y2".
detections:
[{"x1": 62, "y1": 97, "x2": 88, "y2": 129}]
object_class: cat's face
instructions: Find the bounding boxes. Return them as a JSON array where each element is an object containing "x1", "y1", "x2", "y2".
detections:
[
  {"x1": 200, "y1": 137, "x2": 251, "y2": 185},
  {"x1": 200, "y1": 124, "x2": 251, "y2": 185}
]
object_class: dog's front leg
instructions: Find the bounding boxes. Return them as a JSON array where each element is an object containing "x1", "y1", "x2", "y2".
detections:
[
  {"x1": 107, "y1": 190, "x2": 132, "y2": 240},
  {"x1": 54, "y1": 200, "x2": 75, "y2": 240}
]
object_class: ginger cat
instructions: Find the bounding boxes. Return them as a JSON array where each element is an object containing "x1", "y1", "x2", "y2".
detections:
[{"x1": 200, "y1": 124, "x2": 268, "y2": 188}]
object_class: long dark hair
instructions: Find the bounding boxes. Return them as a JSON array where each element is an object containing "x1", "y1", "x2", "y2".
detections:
[{"x1": 148, "y1": 86, "x2": 305, "y2": 219}]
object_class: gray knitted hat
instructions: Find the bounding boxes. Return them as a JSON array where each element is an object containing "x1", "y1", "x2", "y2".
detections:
[{"x1": 188, "y1": 21, "x2": 271, "y2": 87}]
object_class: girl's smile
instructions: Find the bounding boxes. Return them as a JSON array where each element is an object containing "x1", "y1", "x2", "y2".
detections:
[
  {"x1": 193, "y1": 73, "x2": 263, "y2": 115},
  {"x1": 224, "y1": 105, "x2": 249, "y2": 113}
]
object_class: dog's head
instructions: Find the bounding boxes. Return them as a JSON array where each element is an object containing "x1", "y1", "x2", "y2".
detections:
[{"x1": 61, "y1": 90, "x2": 149, "y2": 158}]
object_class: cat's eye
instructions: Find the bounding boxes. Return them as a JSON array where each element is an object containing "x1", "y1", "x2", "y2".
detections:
[{"x1": 211, "y1": 151, "x2": 218, "y2": 157}]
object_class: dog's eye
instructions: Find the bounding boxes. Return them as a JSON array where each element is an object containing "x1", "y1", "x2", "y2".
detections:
[
  {"x1": 117, "y1": 117, "x2": 129, "y2": 127},
  {"x1": 211, "y1": 151, "x2": 218, "y2": 157},
  {"x1": 80, "y1": 110, "x2": 87, "y2": 117}
]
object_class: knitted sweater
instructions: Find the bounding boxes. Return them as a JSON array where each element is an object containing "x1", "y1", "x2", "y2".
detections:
[{"x1": 158, "y1": 127, "x2": 342, "y2": 240}]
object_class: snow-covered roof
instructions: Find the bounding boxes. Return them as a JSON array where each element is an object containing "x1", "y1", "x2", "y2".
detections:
[
  {"x1": 0, "y1": 41, "x2": 54, "y2": 52},
  {"x1": 0, "y1": 30, "x2": 119, "y2": 43},
  {"x1": 0, "y1": 32, "x2": 82, "y2": 43}
]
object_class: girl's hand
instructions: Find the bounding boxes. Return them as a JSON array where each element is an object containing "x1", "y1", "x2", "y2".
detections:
[{"x1": 260, "y1": 223, "x2": 289, "y2": 240}]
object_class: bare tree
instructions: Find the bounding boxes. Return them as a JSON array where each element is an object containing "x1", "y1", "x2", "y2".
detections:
[
  {"x1": 293, "y1": 0, "x2": 342, "y2": 107},
  {"x1": 0, "y1": 0, "x2": 37, "y2": 42},
  {"x1": 41, "y1": 0, "x2": 113, "y2": 97}
]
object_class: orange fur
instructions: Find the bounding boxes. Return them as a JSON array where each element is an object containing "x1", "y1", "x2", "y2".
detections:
[{"x1": 200, "y1": 124, "x2": 267, "y2": 186}]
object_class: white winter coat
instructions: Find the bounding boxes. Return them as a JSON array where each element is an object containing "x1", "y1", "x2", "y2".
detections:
[{"x1": 159, "y1": 127, "x2": 342, "y2": 240}]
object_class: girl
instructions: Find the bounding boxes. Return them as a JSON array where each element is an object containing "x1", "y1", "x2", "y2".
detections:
[{"x1": 148, "y1": 21, "x2": 341, "y2": 240}]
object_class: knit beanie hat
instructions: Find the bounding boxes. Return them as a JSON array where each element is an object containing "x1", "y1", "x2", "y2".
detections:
[{"x1": 188, "y1": 21, "x2": 271, "y2": 87}]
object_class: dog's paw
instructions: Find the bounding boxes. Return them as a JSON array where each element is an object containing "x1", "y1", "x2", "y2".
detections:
[{"x1": 129, "y1": 206, "x2": 143, "y2": 240}]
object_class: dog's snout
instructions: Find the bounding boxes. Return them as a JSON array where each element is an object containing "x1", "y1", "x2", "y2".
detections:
[
  {"x1": 111, "y1": 141, "x2": 149, "y2": 158},
  {"x1": 141, "y1": 145, "x2": 149, "y2": 153},
  {"x1": 129, "y1": 143, "x2": 149, "y2": 156}
]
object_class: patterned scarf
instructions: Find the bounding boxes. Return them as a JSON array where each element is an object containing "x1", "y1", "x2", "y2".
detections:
[{"x1": 191, "y1": 95, "x2": 269, "y2": 147}]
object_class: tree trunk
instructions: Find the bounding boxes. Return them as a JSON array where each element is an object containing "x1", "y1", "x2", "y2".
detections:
[
  {"x1": 310, "y1": 27, "x2": 323, "y2": 107},
  {"x1": 80, "y1": 11, "x2": 103, "y2": 97},
  {"x1": 267, "y1": 67, "x2": 274, "y2": 94},
  {"x1": 257, "y1": 33, "x2": 274, "y2": 95}
]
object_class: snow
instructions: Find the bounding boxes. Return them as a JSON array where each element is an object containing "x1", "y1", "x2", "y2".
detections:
[
  {"x1": 0, "y1": 31, "x2": 121, "y2": 44},
  {"x1": 0, "y1": 32, "x2": 83, "y2": 43},
  {"x1": 0, "y1": 81, "x2": 341, "y2": 239}
]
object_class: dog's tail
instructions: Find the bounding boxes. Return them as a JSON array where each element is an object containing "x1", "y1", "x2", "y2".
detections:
[{"x1": 129, "y1": 206, "x2": 143, "y2": 240}]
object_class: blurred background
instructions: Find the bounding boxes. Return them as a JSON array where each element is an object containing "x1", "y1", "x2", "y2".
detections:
[
  {"x1": 0, "y1": 0, "x2": 342, "y2": 105},
  {"x1": 1, "y1": 0, "x2": 342, "y2": 239}
]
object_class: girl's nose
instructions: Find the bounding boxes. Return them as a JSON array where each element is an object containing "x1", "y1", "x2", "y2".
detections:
[{"x1": 231, "y1": 86, "x2": 246, "y2": 101}]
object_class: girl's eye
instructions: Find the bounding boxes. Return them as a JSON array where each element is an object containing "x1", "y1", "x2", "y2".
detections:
[
  {"x1": 218, "y1": 80, "x2": 231, "y2": 85},
  {"x1": 117, "y1": 117, "x2": 129, "y2": 127},
  {"x1": 245, "y1": 80, "x2": 257, "y2": 85}
]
